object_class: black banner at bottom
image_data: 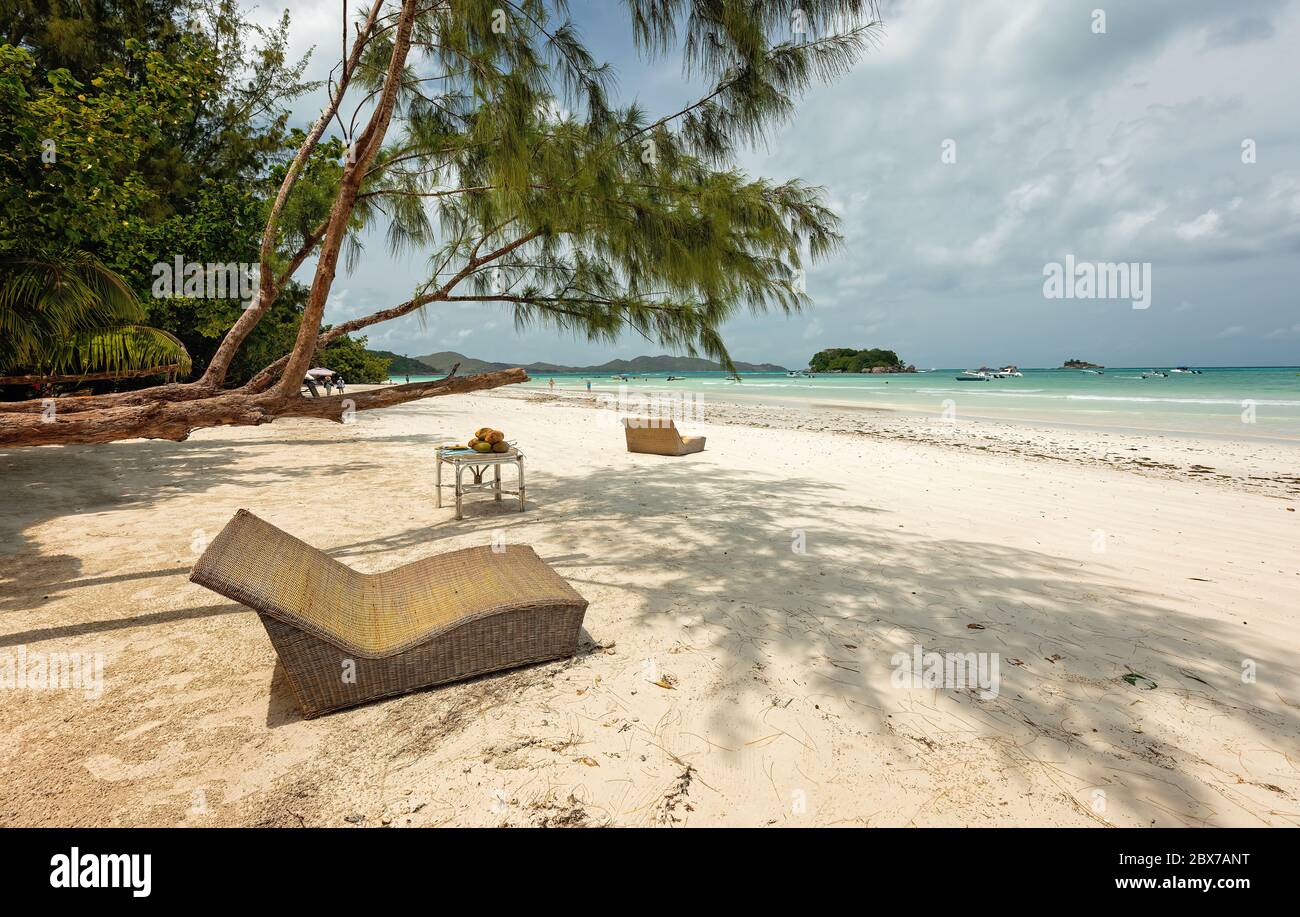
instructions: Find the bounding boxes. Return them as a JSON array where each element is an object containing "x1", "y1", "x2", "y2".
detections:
[{"x1": 0, "y1": 827, "x2": 1282, "y2": 901}]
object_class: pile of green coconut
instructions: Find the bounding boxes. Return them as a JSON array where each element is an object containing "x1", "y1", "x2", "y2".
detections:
[{"x1": 463, "y1": 427, "x2": 510, "y2": 453}]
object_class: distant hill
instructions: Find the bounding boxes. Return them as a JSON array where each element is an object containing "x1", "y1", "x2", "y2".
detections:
[
  {"x1": 413, "y1": 351, "x2": 787, "y2": 375},
  {"x1": 413, "y1": 351, "x2": 513, "y2": 374},
  {"x1": 370, "y1": 350, "x2": 439, "y2": 374}
]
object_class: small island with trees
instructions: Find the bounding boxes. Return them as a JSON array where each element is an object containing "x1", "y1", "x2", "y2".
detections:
[
  {"x1": 1062, "y1": 358, "x2": 1104, "y2": 369},
  {"x1": 808, "y1": 347, "x2": 917, "y2": 374}
]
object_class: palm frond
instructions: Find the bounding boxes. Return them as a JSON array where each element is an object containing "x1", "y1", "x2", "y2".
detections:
[
  {"x1": 51, "y1": 325, "x2": 193, "y2": 378},
  {"x1": 0, "y1": 249, "x2": 188, "y2": 378}
]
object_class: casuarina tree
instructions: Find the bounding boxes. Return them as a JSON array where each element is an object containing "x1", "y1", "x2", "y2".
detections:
[{"x1": 0, "y1": 1, "x2": 882, "y2": 446}]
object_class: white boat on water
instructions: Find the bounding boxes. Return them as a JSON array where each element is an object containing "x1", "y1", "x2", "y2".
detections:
[{"x1": 957, "y1": 363, "x2": 1022, "y2": 381}]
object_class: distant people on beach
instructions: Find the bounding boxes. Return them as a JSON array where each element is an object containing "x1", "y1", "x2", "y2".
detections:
[
  {"x1": 586, "y1": 380, "x2": 591, "y2": 391},
  {"x1": 336, "y1": 376, "x2": 346, "y2": 394},
  {"x1": 549, "y1": 378, "x2": 555, "y2": 390}
]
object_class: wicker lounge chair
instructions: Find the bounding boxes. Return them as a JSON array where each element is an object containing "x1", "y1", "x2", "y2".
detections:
[
  {"x1": 622, "y1": 417, "x2": 706, "y2": 456},
  {"x1": 190, "y1": 509, "x2": 588, "y2": 717}
]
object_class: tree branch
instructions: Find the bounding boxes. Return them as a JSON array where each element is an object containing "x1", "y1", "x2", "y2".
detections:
[
  {"x1": 197, "y1": 0, "x2": 387, "y2": 388},
  {"x1": 240, "y1": 226, "x2": 544, "y2": 394},
  {"x1": 273, "y1": 0, "x2": 420, "y2": 397}
]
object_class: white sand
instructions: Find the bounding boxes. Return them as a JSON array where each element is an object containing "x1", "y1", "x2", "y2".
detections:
[{"x1": 1, "y1": 387, "x2": 1297, "y2": 826}]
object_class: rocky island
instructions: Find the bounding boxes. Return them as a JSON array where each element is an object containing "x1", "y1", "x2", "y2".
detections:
[{"x1": 1063, "y1": 358, "x2": 1104, "y2": 369}]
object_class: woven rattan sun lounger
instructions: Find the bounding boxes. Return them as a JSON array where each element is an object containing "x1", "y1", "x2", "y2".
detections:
[
  {"x1": 190, "y1": 509, "x2": 588, "y2": 717},
  {"x1": 622, "y1": 417, "x2": 706, "y2": 456}
]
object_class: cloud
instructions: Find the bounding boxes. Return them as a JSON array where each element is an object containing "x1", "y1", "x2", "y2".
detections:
[
  {"x1": 737, "y1": 0, "x2": 1300, "y2": 365},
  {"x1": 1175, "y1": 209, "x2": 1224, "y2": 241},
  {"x1": 1203, "y1": 16, "x2": 1276, "y2": 50},
  {"x1": 258, "y1": 0, "x2": 1300, "y2": 367}
]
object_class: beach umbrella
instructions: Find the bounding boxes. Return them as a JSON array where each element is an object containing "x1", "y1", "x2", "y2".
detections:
[{"x1": 305, "y1": 367, "x2": 334, "y2": 378}]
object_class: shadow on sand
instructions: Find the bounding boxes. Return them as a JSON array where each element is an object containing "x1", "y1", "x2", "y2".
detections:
[
  {"x1": 349, "y1": 456, "x2": 1297, "y2": 825},
  {"x1": 3, "y1": 426, "x2": 1295, "y2": 825},
  {"x1": 0, "y1": 424, "x2": 453, "y2": 614}
]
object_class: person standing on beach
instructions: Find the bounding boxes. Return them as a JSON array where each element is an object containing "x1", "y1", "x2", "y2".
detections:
[
  {"x1": 337, "y1": 376, "x2": 346, "y2": 394},
  {"x1": 549, "y1": 378, "x2": 556, "y2": 390},
  {"x1": 586, "y1": 380, "x2": 591, "y2": 391}
]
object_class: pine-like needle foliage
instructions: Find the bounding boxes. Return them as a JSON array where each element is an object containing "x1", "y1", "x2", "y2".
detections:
[{"x1": 339, "y1": 1, "x2": 882, "y2": 370}]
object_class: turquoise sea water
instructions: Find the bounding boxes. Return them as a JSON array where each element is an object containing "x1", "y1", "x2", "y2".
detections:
[{"x1": 391, "y1": 366, "x2": 1300, "y2": 440}]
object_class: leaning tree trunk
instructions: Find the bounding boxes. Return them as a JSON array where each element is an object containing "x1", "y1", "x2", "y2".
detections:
[
  {"x1": 197, "y1": 0, "x2": 385, "y2": 389},
  {"x1": 0, "y1": 367, "x2": 528, "y2": 447},
  {"x1": 272, "y1": 2, "x2": 416, "y2": 400},
  {"x1": 0, "y1": 0, "x2": 530, "y2": 450}
]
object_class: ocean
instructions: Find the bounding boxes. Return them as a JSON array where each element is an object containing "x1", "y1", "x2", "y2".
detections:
[{"x1": 390, "y1": 366, "x2": 1300, "y2": 440}]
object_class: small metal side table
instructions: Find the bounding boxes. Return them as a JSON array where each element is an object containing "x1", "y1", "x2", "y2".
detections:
[{"x1": 435, "y1": 446, "x2": 525, "y2": 520}]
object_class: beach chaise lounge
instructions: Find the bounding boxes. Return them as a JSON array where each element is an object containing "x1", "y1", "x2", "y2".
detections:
[
  {"x1": 190, "y1": 509, "x2": 589, "y2": 717},
  {"x1": 622, "y1": 417, "x2": 706, "y2": 456}
]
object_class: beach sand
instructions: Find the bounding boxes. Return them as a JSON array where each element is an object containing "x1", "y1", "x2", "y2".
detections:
[{"x1": 1, "y1": 386, "x2": 1297, "y2": 826}]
